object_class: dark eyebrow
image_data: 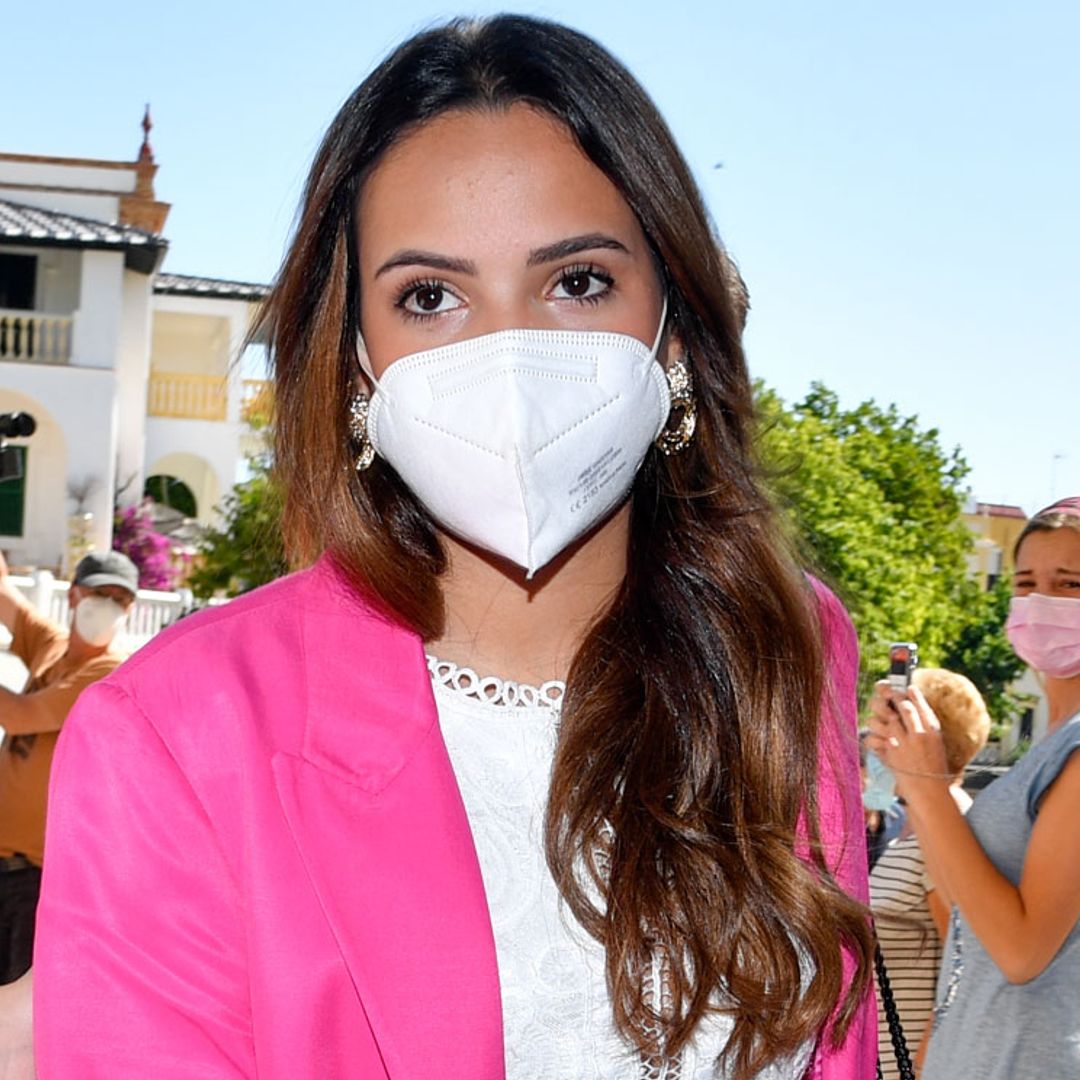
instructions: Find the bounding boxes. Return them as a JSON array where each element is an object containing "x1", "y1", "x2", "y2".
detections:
[
  {"x1": 374, "y1": 250, "x2": 478, "y2": 278},
  {"x1": 373, "y1": 233, "x2": 628, "y2": 278},
  {"x1": 1015, "y1": 566, "x2": 1080, "y2": 575},
  {"x1": 526, "y1": 233, "x2": 629, "y2": 267}
]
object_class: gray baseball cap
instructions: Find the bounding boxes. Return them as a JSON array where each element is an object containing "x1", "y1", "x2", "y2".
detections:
[{"x1": 74, "y1": 550, "x2": 139, "y2": 595}]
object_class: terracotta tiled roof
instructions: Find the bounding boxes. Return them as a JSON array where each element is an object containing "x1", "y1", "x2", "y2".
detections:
[
  {"x1": 973, "y1": 502, "x2": 1027, "y2": 519},
  {"x1": 153, "y1": 273, "x2": 269, "y2": 301},
  {"x1": 0, "y1": 197, "x2": 165, "y2": 274}
]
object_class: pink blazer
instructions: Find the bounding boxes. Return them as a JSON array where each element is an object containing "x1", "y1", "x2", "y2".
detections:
[{"x1": 34, "y1": 555, "x2": 874, "y2": 1078}]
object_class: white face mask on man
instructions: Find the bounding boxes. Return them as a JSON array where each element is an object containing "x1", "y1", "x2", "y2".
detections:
[
  {"x1": 74, "y1": 595, "x2": 128, "y2": 647},
  {"x1": 363, "y1": 303, "x2": 672, "y2": 577}
]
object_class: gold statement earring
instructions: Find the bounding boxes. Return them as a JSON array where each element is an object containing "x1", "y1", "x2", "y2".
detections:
[
  {"x1": 655, "y1": 358, "x2": 697, "y2": 456},
  {"x1": 348, "y1": 392, "x2": 375, "y2": 472}
]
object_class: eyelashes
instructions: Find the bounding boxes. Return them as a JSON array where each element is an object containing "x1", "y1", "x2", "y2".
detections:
[
  {"x1": 394, "y1": 278, "x2": 461, "y2": 321},
  {"x1": 391, "y1": 262, "x2": 617, "y2": 322},
  {"x1": 551, "y1": 263, "x2": 615, "y2": 305}
]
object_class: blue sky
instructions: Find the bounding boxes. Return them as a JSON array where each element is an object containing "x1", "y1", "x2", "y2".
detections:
[{"x1": 5, "y1": 1, "x2": 1077, "y2": 514}]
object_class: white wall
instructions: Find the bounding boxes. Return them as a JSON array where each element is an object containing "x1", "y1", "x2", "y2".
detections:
[
  {"x1": 114, "y1": 270, "x2": 154, "y2": 504},
  {"x1": 151, "y1": 295, "x2": 256, "y2": 385},
  {"x1": 0, "y1": 371, "x2": 116, "y2": 567},
  {"x1": 223, "y1": 304, "x2": 253, "y2": 425},
  {"x1": 143, "y1": 295, "x2": 261, "y2": 519},
  {"x1": 151, "y1": 310, "x2": 231, "y2": 376},
  {"x1": 0, "y1": 160, "x2": 132, "y2": 225},
  {"x1": 0, "y1": 160, "x2": 136, "y2": 194},
  {"x1": 33, "y1": 248, "x2": 81, "y2": 315},
  {"x1": 71, "y1": 251, "x2": 125, "y2": 370},
  {"x1": 144, "y1": 418, "x2": 242, "y2": 522}
]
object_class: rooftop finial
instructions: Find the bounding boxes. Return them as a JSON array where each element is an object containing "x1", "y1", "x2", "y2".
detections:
[{"x1": 139, "y1": 104, "x2": 153, "y2": 161}]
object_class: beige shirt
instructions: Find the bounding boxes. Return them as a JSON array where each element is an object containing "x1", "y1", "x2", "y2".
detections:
[{"x1": 0, "y1": 605, "x2": 123, "y2": 865}]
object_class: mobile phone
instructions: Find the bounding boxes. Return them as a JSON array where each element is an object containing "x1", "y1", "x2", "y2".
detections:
[
  {"x1": 865, "y1": 642, "x2": 918, "y2": 811},
  {"x1": 888, "y1": 642, "x2": 918, "y2": 693}
]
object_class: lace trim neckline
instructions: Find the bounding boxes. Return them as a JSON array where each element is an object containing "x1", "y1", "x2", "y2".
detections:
[{"x1": 427, "y1": 654, "x2": 566, "y2": 709}]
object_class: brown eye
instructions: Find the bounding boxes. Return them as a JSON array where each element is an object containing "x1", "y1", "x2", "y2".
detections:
[
  {"x1": 561, "y1": 272, "x2": 593, "y2": 297},
  {"x1": 414, "y1": 285, "x2": 445, "y2": 311},
  {"x1": 551, "y1": 266, "x2": 613, "y2": 303},
  {"x1": 398, "y1": 280, "x2": 462, "y2": 318}
]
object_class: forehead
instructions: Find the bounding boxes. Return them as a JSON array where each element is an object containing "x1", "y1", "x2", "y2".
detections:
[
  {"x1": 357, "y1": 104, "x2": 645, "y2": 259},
  {"x1": 1016, "y1": 526, "x2": 1080, "y2": 568}
]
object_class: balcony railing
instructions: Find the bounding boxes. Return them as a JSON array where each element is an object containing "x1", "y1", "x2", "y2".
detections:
[
  {"x1": 0, "y1": 309, "x2": 73, "y2": 364},
  {"x1": 147, "y1": 372, "x2": 228, "y2": 421}
]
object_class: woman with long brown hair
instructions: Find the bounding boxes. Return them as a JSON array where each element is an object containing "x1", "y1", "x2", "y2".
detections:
[{"x1": 35, "y1": 15, "x2": 875, "y2": 1079}]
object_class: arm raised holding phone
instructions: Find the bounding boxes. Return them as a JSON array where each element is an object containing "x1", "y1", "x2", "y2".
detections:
[{"x1": 866, "y1": 497, "x2": 1080, "y2": 1080}]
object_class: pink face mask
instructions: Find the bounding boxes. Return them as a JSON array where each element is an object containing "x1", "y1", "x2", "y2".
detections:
[{"x1": 1006, "y1": 594, "x2": 1080, "y2": 679}]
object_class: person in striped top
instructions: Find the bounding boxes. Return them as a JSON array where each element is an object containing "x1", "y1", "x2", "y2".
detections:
[{"x1": 869, "y1": 668, "x2": 989, "y2": 1078}]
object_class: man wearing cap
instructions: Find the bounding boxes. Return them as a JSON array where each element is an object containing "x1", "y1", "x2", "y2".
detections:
[{"x1": 0, "y1": 548, "x2": 138, "y2": 983}]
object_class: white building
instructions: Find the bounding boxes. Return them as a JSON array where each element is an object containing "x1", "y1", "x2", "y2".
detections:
[{"x1": 0, "y1": 113, "x2": 269, "y2": 571}]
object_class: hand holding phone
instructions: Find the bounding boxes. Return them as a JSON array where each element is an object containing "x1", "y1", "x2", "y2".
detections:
[{"x1": 863, "y1": 642, "x2": 919, "y2": 811}]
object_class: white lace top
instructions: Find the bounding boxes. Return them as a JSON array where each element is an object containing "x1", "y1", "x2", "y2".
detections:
[{"x1": 429, "y1": 657, "x2": 814, "y2": 1080}]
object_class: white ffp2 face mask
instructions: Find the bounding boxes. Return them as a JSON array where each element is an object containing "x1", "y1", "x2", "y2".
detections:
[
  {"x1": 365, "y1": 308, "x2": 672, "y2": 576},
  {"x1": 74, "y1": 595, "x2": 128, "y2": 647}
]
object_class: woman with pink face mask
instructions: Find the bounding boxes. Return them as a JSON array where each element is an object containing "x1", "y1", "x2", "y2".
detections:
[{"x1": 867, "y1": 497, "x2": 1080, "y2": 1079}]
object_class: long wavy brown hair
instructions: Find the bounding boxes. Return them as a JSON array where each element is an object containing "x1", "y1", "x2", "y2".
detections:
[{"x1": 261, "y1": 15, "x2": 873, "y2": 1076}]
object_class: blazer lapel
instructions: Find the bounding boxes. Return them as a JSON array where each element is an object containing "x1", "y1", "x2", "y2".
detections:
[{"x1": 273, "y1": 560, "x2": 504, "y2": 1079}]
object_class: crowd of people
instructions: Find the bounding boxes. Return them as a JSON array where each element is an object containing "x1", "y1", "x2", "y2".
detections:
[{"x1": 0, "y1": 14, "x2": 1076, "y2": 1080}]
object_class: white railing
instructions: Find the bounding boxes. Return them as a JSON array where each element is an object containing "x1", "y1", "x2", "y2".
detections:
[
  {"x1": 126, "y1": 587, "x2": 191, "y2": 646},
  {"x1": 3, "y1": 571, "x2": 192, "y2": 653},
  {"x1": 0, "y1": 309, "x2": 73, "y2": 364}
]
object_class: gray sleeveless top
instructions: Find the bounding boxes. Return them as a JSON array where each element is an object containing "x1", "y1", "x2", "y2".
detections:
[{"x1": 923, "y1": 712, "x2": 1080, "y2": 1079}]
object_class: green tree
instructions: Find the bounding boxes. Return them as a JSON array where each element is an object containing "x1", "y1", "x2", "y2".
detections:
[
  {"x1": 188, "y1": 457, "x2": 287, "y2": 599},
  {"x1": 756, "y1": 382, "x2": 978, "y2": 701},
  {"x1": 940, "y1": 573, "x2": 1029, "y2": 726}
]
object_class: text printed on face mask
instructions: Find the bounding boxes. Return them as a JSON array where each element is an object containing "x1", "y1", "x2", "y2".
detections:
[{"x1": 568, "y1": 447, "x2": 627, "y2": 514}]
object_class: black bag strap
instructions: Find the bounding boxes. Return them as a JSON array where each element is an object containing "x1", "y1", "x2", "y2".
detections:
[{"x1": 874, "y1": 941, "x2": 915, "y2": 1080}]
